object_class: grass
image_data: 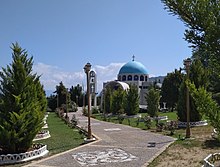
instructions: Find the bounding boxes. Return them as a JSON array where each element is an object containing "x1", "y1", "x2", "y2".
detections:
[
  {"x1": 39, "y1": 112, "x2": 85, "y2": 155},
  {"x1": 93, "y1": 111, "x2": 178, "y2": 130}
]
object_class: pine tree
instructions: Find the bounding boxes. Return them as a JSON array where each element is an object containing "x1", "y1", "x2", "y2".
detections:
[{"x1": 0, "y1": 43, "x2": 47, "y2": 154}]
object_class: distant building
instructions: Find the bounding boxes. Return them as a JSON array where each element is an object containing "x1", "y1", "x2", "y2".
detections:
[{"x1": 102, "y1": 57, "x2": 155, "y2": 107}]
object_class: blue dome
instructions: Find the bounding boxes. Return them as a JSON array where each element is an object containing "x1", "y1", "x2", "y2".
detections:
[{"x1": 119, "y1": 61, "x2": 148, "y2": 74}]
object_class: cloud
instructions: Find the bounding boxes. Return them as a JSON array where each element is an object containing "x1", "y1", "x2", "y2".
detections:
[
  {"x1": 33, "y1": 62, "x2": 124, "y2": 94},
  {"x1": 93, "y1": 63, "x2": 125, "y2": 91}
]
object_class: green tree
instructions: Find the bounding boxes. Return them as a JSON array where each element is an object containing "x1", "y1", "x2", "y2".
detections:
[
  {"x1": 112, "y1": 87, "x2": 125, "y2": 115},
  {"x1": 47, "y1": 94, "x2": 57, "y2": 111},
  {"x1": 104, "y1": 86, "x2": 113, "y2": 114},
  {"x1": 55, "y1": 82, "x2": 67, "y2": 108},
  {"x1": 69, "y1": 84, "x2": 83, "y2": 107},
  {"x1": 162, "y1": 0, "x2": 220, "y2": 103},
  {"x1": 161, "y1": 69, "x2": 183, "y2": 112},
  {"x1": 124, "y1": 85, "x2": 139, "y2": 116},
  {"x1": 146, "y1": 87, "x2": 160, "y2": 117},
  {"x1": 161, "y1": 0, "x2": 220, "y2": 57},
  {"x1": 188, "y1": 82, "x2": 220, "y2": 141},
  {"x1": 0, "y1": 43, "x2": 47, "y2": 154},
  {"x1": 190, "y1": 59, "x2": 210, "y2": 89},
  {"x1": 177, "y1": 59, "x2": 209, "y2": 122}
]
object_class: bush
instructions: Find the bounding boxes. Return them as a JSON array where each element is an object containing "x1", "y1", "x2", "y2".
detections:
[
  {"x1": 70, "y1": 114, "x2": 79, "y2": 127},
  {"x1": 69, "y1": 101, "x2": 78, "y2": 112},
  {"x1": 92, "y1": 107, "x2": 100, "y2": 114},
  {"x1": 165, "y1": 121, "x2": 178, "y2": 135},
  {"x1": 156, "y1": 122, "x2": 165, "y2": 132},
  {"x1": 143, "y1": 116, "x2": 152, "y2": 129},
  {"x1": 118, "y1": 114, "x2": 125, "y2": 124},
  {"x1": 82, "y1": 107, "x2": 88, "y2": 116}
]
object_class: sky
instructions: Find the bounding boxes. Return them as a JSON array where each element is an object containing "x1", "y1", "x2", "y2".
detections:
[{"x1": 0, "y1": 0, "x2": 192, "y2": 95}]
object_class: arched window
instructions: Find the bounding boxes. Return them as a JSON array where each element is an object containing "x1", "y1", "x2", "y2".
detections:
[
  {"x1": 128, "y1": 75, "x2": 132, "y2": 81},
  {"x1": 140, "y1": 75, "x2": 144, "y2": 81},
  {"x1": 134, "y1": 75, "x2": 139, "y2": 81},
  {"x1": 145, "y1": 76, "x2": 148, "y2": 81},
  {"x1": 118, "y1": 75, "x2": 121, "y2": 81},
  {"x1": 122, "y1": 75, "x2": 126, "y2": 81}
]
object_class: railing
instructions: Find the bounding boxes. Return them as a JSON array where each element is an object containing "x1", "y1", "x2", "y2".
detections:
[{"x1": 178, "y1": 120, "x2": 208, "y2": 128}]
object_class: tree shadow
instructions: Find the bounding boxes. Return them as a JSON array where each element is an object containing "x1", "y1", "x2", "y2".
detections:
[{"x1": 202, "y1": 139, "x2": 220, "y2": 149}]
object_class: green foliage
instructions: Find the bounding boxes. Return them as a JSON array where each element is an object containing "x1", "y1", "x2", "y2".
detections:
[
  {"x1": 47, "y1": 94, "x2": 57, "y2": 111},
  {"x1": 162, "y1": 0, "x2": 220, "y2": 104},
  {"x1": 161, "y1": 0, "x2": 220, "y2": 56},
  {"x1": 188, "y1": 82, "x2": 220, "y2": 140},
  {"x1": 146, "y1": 87, "x2": 160, "y2": 117},
  {"x1": 55, "y1": 82, "x2": 67, "y2": 108},
  {"x1": 161, "y1": 69, "x2": 183, "y2": 111},
  {"x1": 70, "y1": 114, "x2": 78, "y2": 128},
  {"x1": 40, "y1": 113, "x2": 84, "y2": 155},
  {"x1": 143, "y1": 116, "x2": 152, "y2": 129},
  {"x1": 190, "y1": 58, "x2": 210, "y2": 89},
  {"x1": 0, "y1": 43, "x2": 47, "y2": 154},
  {"x1": 69, "y1": 84, "x2": 83, "y2": 107},
  {"x1": 92, "y1": 106, "x2": 100, "y2": 114},
  {"x1": 124, "y1": 84, "x2": 139, "y2": 115},
  {"x1": 177, "y1": 59, "x2": 209, "y2": 122},
  {"x1": 104, "y1": 87, "x2": 113, "y2": 114},
  {"x1": 177, "y1": 80, "x2": 202, "y2": 122},
  {"x1": 112, "y1": 87, "x2": 125, "y2": 115}
]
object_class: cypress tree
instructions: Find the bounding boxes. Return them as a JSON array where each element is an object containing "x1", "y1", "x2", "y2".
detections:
[
  {"x1": 0, "y1": 43, "x2": 47, "y2": 154},
  {"x1": 146, "y1": 87, "x2": 160, "y2": 117},
  {"x1": 124, "y1": 84, "x2": 139, "y2": 116}
]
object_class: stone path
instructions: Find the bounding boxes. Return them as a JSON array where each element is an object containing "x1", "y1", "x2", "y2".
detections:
[{"x1": 25, "y1": 108, "x2": 175, "y2": 167}]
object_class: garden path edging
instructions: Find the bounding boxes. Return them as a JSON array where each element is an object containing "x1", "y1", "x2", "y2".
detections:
[{"x1": 0, "y1": 144, "x2": 49, "y2": 165}]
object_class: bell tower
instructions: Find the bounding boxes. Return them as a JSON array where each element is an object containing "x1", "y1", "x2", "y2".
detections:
[{"x1": 89, "y1": 70, "x2": 97, "y2": 107}]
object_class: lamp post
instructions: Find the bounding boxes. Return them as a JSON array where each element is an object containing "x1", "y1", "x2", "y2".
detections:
[
  {"x1": 183, "y1": 58, "x2": 192, "y2": 138},
  {"x1": 84, "y1": 62, "x2": 92, "y2": 140}
]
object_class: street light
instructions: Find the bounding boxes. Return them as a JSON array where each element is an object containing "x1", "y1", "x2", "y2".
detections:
[
  {"x1": 84, "y1": 62, "x2": 92, "y2": 140},
  {"x1": 183, "y1": 58, "x2": 192, "y2": 138}
]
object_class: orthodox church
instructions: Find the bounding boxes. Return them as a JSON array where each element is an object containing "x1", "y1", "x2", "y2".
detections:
[{"x1": 102, "y1": 57, "x2": 152, "y2": 107}]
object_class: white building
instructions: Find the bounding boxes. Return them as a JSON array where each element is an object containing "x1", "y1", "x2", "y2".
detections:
[{"x1": 102, "y1": 58, "x2": 152, "y2": 106}]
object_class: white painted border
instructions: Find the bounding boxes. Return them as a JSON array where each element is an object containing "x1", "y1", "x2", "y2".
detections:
[
  {"x1": 33, "y1": 130, "x2": 51, "y2": 141},
  {"x1": 0, "y1": 144, "x2": 49, "y2": 165}
]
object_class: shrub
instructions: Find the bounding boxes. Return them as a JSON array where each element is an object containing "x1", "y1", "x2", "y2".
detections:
[
  {"x1": 92, "y1": 107, "x2": 100, "y2": 114},
  {"x1": 82, "y1": 107, "x2": 88, "y2": 116},
  {"x1": 143, "y1": 116, "x2": 152, "y2": 129},
  {"x1": 70, "y1": 114, "x2": 79, "y2": 127},
  {"x1": 165, "y1": 121, "x2": 178, "y2": 135}
]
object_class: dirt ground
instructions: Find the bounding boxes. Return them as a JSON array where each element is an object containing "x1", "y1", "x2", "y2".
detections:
[{"x1": 149, "y1": 126, "x2": 220, "y2": 167}]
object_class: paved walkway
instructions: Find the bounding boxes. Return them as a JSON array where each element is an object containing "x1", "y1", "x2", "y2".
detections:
[{"x1": 25, "y1": 108, "x2": 175, "y2": 167}]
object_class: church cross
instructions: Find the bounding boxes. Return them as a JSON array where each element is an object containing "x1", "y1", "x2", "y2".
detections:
[{"x1": 132, "y1": 55, "x2": 135, "y2": 61}]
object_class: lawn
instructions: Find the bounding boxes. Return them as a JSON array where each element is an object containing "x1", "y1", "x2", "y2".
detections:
[
  {"x1": 39, "y1": 112, "x2": 85, "y2": 155},
  {"x1": 93, "y1": 111, "x2": 177, "y2": 130}
]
